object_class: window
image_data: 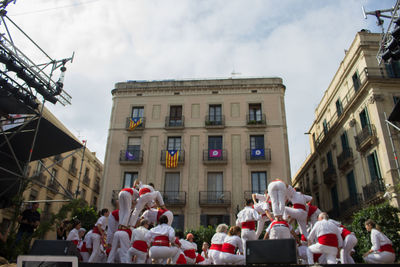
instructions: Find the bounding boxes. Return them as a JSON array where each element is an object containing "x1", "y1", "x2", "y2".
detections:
[
  {"x1": 84, "y1": 168, "x2": 90, "y2": 178},
  {"x1": 346, "y1": 170, "x2": 358, "y2": 203},
  {"x1": 81, "y1": 189, "x2": 87, "y2": 201},
  {"x1": 127, "y1": 137, "x2": 141, "y2": 159},
  {"x1": 336, "y1": 98, "x2": 343, "y2": 117},
  {"x1": 92, "y1": 196, "x2": 98, "y2": 207},
  {"x1": 359, "y1": 108, "x2": 370, "y2": 130},
  {"x1": 367, "y1": 151, "x2": 382, "y2": 181},
  {"x1": 200, "y1": 214, "x2": 230, "y2": 227},
  {"x1": 70, "y1": 157, "x2": 77, "y2": 169},
  {"x1": 249, "y1": 103, "x2": 262, "y2": 121},
  {"x1": 340, "y1": 131, "x2": 349, "y2": 150},
  {"x1": 250, "y1": 135, "x2": 265, "y2": 159},
  {"x1": 208, "y1": 136, "x2": 222, "y2": 150},
  {"x1": 123, "y1": 172, "x2": 138, "y2": 188},
  {"x1": 169, "y1": 105, "x2": 183, "y2": 126},
  {"x1": 51, "y1": 169, "x2": 58, "y2": 182},
  {"x1": 167, "y1": 137, "x2": 181, "y2": 150},
  {"x1": 29, "y1": 189, "x2": 38, "y2": 201},
  {"x1": 35, "y1": 160, "x2": 43, "y2": 175},
  {"x1": 131, "y1": 106, "x2": 144, "y2": 118},
  {"x1": 164, "y1": 172, "x2": 180, "y2": 202},
  {"x1": 172, "y1": 214, "x2": 184, "y2": 231},
  {"x1": 251, "y1": 172, "x2": 267, "y2": 193},
  {"x1": 67, "y1": 179, "x2": 73, "y2": 192},
  {"x1": 323, "y1": 119, "x2": 328, "y2": 135},
  {"x1": 385, "y1": 61, "x2": 400, "y2": 78},
  {"x1": 331, "y1": 185, "x2": 339, "y2": 212},
  {"x1": 207, "y1": 172, "x2": 224, "y2": 203},
  {"x1": 352, "y1": 71, "x2": 361, "y2": 91},
  {"x1": 209, "y1": 105, "x2": 222, "y2": 124},
  {"x1": 326, "y1": 151, "x2": 334, "y2": 168}
]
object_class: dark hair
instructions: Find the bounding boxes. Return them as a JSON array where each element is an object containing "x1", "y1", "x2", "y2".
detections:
[
  {"x1": 294, "y1": 187, "x2": 301, "y2": 192},
  {"x1": 246, "y1": 198, "x2": 254, "y2": 206},
  {"x1": 72, "y1": 219, "x2": 81, "y2": 228},
  {"x1": 365, "y1": 219, "x2": 380, "y2": 231},
  {"x1": 175, "y1": 230, "x2": 184, "y2": 239},
  {"x1": 100, "y1": 208, "x2": 109, "y2": 216},
  {"x1": 158, "y1": 215, "x2": 168, "y2": 225},
  {"x1": 148, "y1": 182, "x2": 155, "y2": 188},
  {"x1": 140, "y1": 219, "x2": 149, "y2": 227}
]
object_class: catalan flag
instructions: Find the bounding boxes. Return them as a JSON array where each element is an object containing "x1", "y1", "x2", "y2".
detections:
[
  {"x1": 166, "y1": 150, "x2": 179, "y2": 168},
  {"x1": 129, "y1": 117, "x2": 143, "y2": 130}
]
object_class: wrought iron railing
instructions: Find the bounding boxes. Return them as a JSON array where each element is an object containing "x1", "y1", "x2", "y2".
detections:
[
  {"x1": 205, "y1": 115, "x2": 225, "y2": 127},
  {"x1": 160, "y1": 191, "x2": 186, "y2": 206},
  {"x1": 363, "y1": 179, "x2": 385, "y2": 202},
  {"x1": 165, "y1": 116, "x2": 185, "y2": 128},
  {"x1": 323, "y1": 165, "x2": 337, "y2": 185},
  {"x1": 337, "y1": 147, "x2": 353, "y2": 170},
  {"x1": 199, "y1": 191, "x2": 231, "y2": 206},
  {"x1": 160, "y1": 150, "x2": 185, "y2": 164},
  {"x1": 245, "y1": 148, "x2": 271, "y2": 162},
  {"x1": 355, "y1": 124, "x2": 376, "y2": 150},
  {"x1": 203, "y1": 149, "x2": 227, "y2": 163},
  {"x1": 125, "y1": 117, "x2": 145, "y2": 130},
  {"x1": 246, "y1": 113, "x2": 266, "y2": 126},
  {"x1": 119, "y1": 150, "x2": 144, "y2": 164}
]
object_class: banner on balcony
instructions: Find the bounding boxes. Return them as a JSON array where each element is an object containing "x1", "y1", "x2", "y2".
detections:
[
  {"x1": 129, "y1": 117, "x2": 143, "y2": 130},
  {"x1": 125, "y1": 151, "x2": 135, "y2": 161},
  {"x1": 251, "y1": 148, "x2": 264, "y2": 157},
  {"x1": 166, "y1": 150, "x2": 179, "y2": 168},
  {"x1": 209, "y1": 149, "x2": 222, "y2": 158}
]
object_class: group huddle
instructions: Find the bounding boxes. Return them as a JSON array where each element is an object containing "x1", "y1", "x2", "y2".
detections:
[{"x1": 66, "y1": 179, "x2": 396, "y2": 264}]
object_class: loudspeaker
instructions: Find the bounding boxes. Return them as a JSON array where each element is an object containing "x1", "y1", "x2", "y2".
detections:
[
  {"x1": 246, "y1": 239, "x2": 297, "y2": 264},
  {"x1": 30, "y1": 240, "x2": 80, "y2": 256}
]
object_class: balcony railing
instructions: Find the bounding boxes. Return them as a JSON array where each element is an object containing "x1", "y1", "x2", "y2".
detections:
[
  {"x1": 32, "y1": 173, "x2": 47, "y2": 185},
  {"x1": 69, "y1": 165, "x2": 77, "y2": 176},
  {"x1": 199, "y1": 191, "x2": 231, "y2": 206},
  {"x1": 160, "y1": 191, "x2": 186, "y2": 206},
  {"x1": 245, "y1": 148, "x2": 271, "y2": 163},
  {"x1": 48, "y1": 179, "x2": 59, "y2": 192},
  {"x1": 363, "y1": 179, "x2": 385, "y2": 203},
  {"x1": 337, "y1": 147, "x2": 353, "y2": 170},
  {"x1": 355, "y1": 124, "x2": 377, "y2": 152},
  {"x1": 246, "y1": 114, "x2": 266, "y2": 127},
  {"x1": 93, "y1": 183, "x2": 100, "y2": 193},
  {"x1": 54, "y1": 155, "x2": 63, "y2": 166},
  {"x1": 82, "y1": 176, "x2": 90, "y2": 186},
  {"x1": 203, "y1": 149, "x2": 227, "y2": 164},
  {"x1": 205, "y1": 115, "x2": 225, "y2": 128},
  {"x1": 165, "y1": 116, "x2": 185, "y2": 129},
  {"x1": 119, "y1": 150, "x2": 144, "y2": 164},
  {"x1": 125, "y1": 117, "x2": 145, "y2": 130},
  {"x1": 323, "y1": 165, "x2": 337, "y2": 185},
  {"x1": 160, "y1": 150, "x2": 185, "y2": 165}
]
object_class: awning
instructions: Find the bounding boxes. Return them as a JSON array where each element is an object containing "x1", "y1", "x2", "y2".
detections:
[{"x1": 388, "y1": 101, "x2": 400, "y2": 122}]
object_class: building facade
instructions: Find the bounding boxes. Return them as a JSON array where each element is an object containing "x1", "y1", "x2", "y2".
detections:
[
  {"x1": 100, "y1": 77, "x2": 291, "y2": 230},
  {"x1": 292, "y1": 31, "x2": 400, "y2": 222}
]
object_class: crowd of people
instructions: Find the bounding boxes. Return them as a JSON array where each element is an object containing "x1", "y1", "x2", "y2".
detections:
[{"x1": 61, "y1": 179, "x2": 396, "y2": 264}]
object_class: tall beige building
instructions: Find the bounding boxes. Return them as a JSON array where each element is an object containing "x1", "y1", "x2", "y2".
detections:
[
  {"x1": 292, "y1": 31, "x2": 400, "y2": 222},
  {"x1": 100, "y1": 77, "x2": 291, "y2": 230}
]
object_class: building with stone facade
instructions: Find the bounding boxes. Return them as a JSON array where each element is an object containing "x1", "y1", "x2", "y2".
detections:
[
  {"x1": 100, "y1": 77, "x2": 291, "y2": 230},
  {"x1": 292, "y1": 31, "x2": 400, "y2": 222}
]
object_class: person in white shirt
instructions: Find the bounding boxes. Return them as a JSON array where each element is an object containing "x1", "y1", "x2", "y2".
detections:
[
  {"x1": 145, "y1": 215, "x2": 179, "y2": 264},
  {"x1": 252, "y1": 191, "x2": 274, "y2": 238},
  {"x1": 267, "y1": 179, "x2": 288, "y2": 219},
  {"x1": 80, "y1": 229, "x2": 92, "y2": 262},
  {"x1": 208, "y1": 223, "x2": 228, "y2": 265},
  {"x1": 118, "y1": 188, "x2": 138, "y2": 227},
  {"x1": 236, "y1": 199, "x2": 261, "y2": 253},
  {"x1": 306, "y1": 212, "x2": 343, "y2": 265},
  {"x1": 285, "y1": 187, "x2": 312, "y2": 239},
  {"x1": 89, "y1": 209, "x2": 109, "y2": 263},
  {"x1": 306, "y1": 202, "x2": 321, "y2": 228},
  {"x1": 66, "y1": 220, "x2": 82, "y2": 246},
  {"x1": 141, "y1": 207, "x2": 173, "y2": 226},
  {"x1": 328, "y1": 219, "x2": 357, "y2": 264},
  {"x1": 199, "y1": 242, "x2": 212, "y2": 265},
  {"x1": 264, "y1": 218, "x2": 295, "y2": 240},
  {"x1": 363, "y1": 219, "x2": 395, "y2": 264},
  {"x1": 125, "y1": 219, "x2": 150, "y2": 263},
  {"x1": 106, "y1": 208, "x2": 120, "y2": 247},
  {"x1": 219, "y1": 226, "x2": 245, "y2": 265},
  {"x1": 180, "y1": 233, "x2": 197, "y2": 264}
]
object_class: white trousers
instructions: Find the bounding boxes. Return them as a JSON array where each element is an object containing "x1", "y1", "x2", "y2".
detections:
[
  {"x1": 340, "y1": 233, "x2": 357, "y2": 264},
  {"x1": 307, "y1": 243, "x2": 338, "y2": 264},
  {"x1": 269, "y1": 226, "x2": 291, "y2": 239},
  {"x1": 88, "y1": 233, "x2": 103, "y2": 263},
  {"x1": 268, "y1": 181, "x2": 286, "y2": 216},
  {"x1": 126, "y1": 247, "x2": 148, "y2": 263},
  {"x1": 164, "y1": 210, "x2": 174, "y2": 226},
  {"x1": 241, "y1": 229, "x2": 257, "y2": 253},
  {"x1": 208, "y1": 249, "x2": 222, "y2": 265},
  {"x1": 220, "y1": 252, "x2": 245, "y2": 265},
  {"x1": 118, "y1": 190, "x2": 132, "y2": 226},
  {"x1": 131, "y1": 191, "x2": 165, "y2": 226},
  {"x1": 297, "y1": 245, "x2": 308, "y2": 264},
  {"x1": 148, "y1": 245, "x2": 179, "y2": 264},
  {"x1": 107, "y1": 230, "x2": 131, "y2": 263},
  {"x1": 364, "y1": 251, "x2": 395, "y2": 264},
  {"x1": 256, "y1": 216, "x2": 269, "y2": 238},
  {"x1": 80, "y1": 252, "x2": 90, "y2": 262},
  {"x1": 284, "y1": 207, "x2": 308, "y2": 239}
]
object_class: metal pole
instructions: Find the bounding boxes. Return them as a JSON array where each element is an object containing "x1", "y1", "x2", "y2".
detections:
[
  {"x1": 384, "y1": 112, "x2": 400, "y2": 181},
  {"x1": 75, "y1": 140, "x2": 87, "y2": 198}
]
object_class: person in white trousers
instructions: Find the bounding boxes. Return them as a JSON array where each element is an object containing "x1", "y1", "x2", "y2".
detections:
[
  {"x1": 141, "y1": 207, "x2": 173, "y2": 226},
  {"x1": 363, "y1": 219, "x2": 395, "y2": 264},
  {"x1": 125, "y1": 219, "x2": 150, "y2": 263},
  {"x1": 88, "y1": 209, "x2": 109, "y2": 263},
  {"x1": 307, "y1": 212, "x2": 343, "y2": 265},
  {"x1": 264, "y1": 218, "x2": 294, "y2": 240},
  {"x1": 80, "y1": 229, "x2": 92, "y2": 262},
  {"x1": 118, "y1": 188, "x2": 138, "y2": 227},
  {"x1": 208, "y1": 223, "x2": 228, "y2": 265},
  {"x1": 252, "y1": 191, "x2": 274, "y2": 238},
  {"x1": 306, "y1": 202, "x2": 321, "y2": 228},
  {"x1": 285, "y1": 187, "x2": 312, "y2": 239},
  {"x1": 236, "y1": 199, "x2": 260, "y2": 253},
  {"x1": 267, "y1": 179, "x2": 288, "y2": 219},
  {"x1": 219, "y1": 226, "x2": 245, "y2": 265},
  {"x1": 328, "y1": 219, "x2": 357, "y2": 264},
  {"x1": 106, "y1": 209, "x2": 119, "y2": 247}
]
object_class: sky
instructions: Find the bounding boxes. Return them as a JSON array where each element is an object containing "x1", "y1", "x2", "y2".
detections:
[{"x1": 2, "y1": 0, "x2": 395, "y2": 177}]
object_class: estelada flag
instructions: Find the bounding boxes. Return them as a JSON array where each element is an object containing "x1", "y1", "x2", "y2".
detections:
[
  {"x1": 129, "y1": 117, "x2": 143, "y2": 130},
  {"x1": 166, "y1": 150, "x2": 179, "y2": 168}
]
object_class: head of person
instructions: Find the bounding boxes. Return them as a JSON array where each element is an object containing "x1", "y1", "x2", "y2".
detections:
[
  {"x1": 202, "y1": 242, "x2": 209, "y2": 250},
  {"x1": 140, "y1": 219, "x2": 150, "y2": 228},
  {"x1": 32, "y1": 202, "x2": 39, "y2": 210},
  {"x1": 72, "y1": 219, "x2": 81, "y2": 230},
  {"x1": 148, "y1": 182, "x2": 155, "y2": 188},
  {"x1": 158, "y1": 215, "x2": 168, "y2": 225},
  {"x1": 318, "y1": 212, "x2": 329, "y2": 221},
  {"x1": 246, "y1": 198, "x2": 254, "y2": 206},
  {"x1": 216, "y1": 223, "x2": 229, "y2": 233},
  {"x1": 186, "y1": 233, "x2": 194, "y2": 242},
  {"x1": 100, "y1": 208, "x2": 109, "y2": 217},
  {"x1": 365, "y1": 219, "x2": 377, "y2": 232},
  {"x1": 228, "y1": 226, "x2": 241, "y2": 236},
  {"x1": 78, "y1": 228, "x2": 86, "y2": 238}
]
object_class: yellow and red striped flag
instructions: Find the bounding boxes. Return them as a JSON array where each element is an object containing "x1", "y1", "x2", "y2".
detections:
[
  {"x1": 166, "y1": 150, "x2": 179, "y2": 168},
  {"x1": 129, "y1": 117, "x2": 143, "y2": 130}
]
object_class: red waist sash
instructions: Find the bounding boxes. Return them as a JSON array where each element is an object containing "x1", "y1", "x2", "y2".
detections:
[
  {"x1": 139, "y1": 187, "x2": 151, "y2": 196},
  {"x1": 221, "y1": 243, "x2": 235, "y2": 254},
  {"x1": 196, "y1": 254, "x2": 205, "y2": 263},
  {"x1": 92, "y1": 226, "x2": 101, "y2": 235},
  {"x1": 307, "y1": 204, "x2": 317, "y2": 217},
  {"x1": 133, "y1": 240, "x2": 148, "y2": 252},
  {"x1": 378, "y1": 244, "x2": 395, "y2": 253},
  {"x1": 184, "y1": 249, "x2": 196, "y2": 259},
  {"x1": 117, "y1": 228, "x2": 132, "y2": 240},
  {"x1": 318, "y1": 233, "x2": 338, "y2": 247},
  {"x1": 176, "y1": 253, "x2": 187, "y2": 264},
  {"x1": 121, "y1": 188, "x2": 133, "y2": 195},
  {"x1": 341, "y1": 227, "x2": 352, "y2": 239},
  {"x1": 152, "y1": 235, "x2": 170, "y2": 247},
  {"x1": 242, "y1": 221, "x2": 256, "y2": 230},
  {"x1": 293, "y1": 203, "x2": 306, "y2": 210},
  {"x1": 210, "y1": 244, "x2": 223, "y2": 251},
  {"x1": 80, "y1": 242, "x2": 88, "y2": 252}
]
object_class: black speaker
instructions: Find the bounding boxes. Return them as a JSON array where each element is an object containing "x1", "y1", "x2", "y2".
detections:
[
  {"x1": 30, "y1": 240, "x2": 80, "y2": 256},
  {"x1": 246, "y1": 239, "x2": 297, "y2": 264}
]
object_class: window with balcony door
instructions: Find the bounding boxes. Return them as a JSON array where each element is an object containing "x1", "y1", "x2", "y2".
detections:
[
  {"x1": 367, "y1": 151, "x2": 382, "y2": 182},
  {"x1": 167, "y1": 137, "x2": 181, "y2": 150},
  {"x1": 123, "y1": 172, "x2": 138, "y2": 188},
  {"x1": 126, "y1": 137, "x2": 141, "y2": 160},
  {"x1": 207, "y1": 172, "x2": 223, "y2": 203},
  {"x1": 169, "y1": 105, "x2": 183, "y2": 126},
  {"x1": 359, "y1": 108, "x2": 370, "y2": 130},
  {"x1": 208, "y1": 136, "x2": 222, "y2": 159},
  {"x1": 208, "y1": 104, "x2": 222, "y2": 124},
  {"x1": 164, "y1": 172, "x2": 180, "y2": 203},
  {"x1": 346, "y1": 170, "x2": 358, "y2": 204},
  {"x1": 250, "y1": 135, "x2": 265, "y2": 159},
  {"x1": 352, "y1": 71, "x2": 361, "y2": 91},
  {"x1": 336, "y1": 98, "x2": 343, "y2": 117},
  {"x1": 249, "y1": 103, "x2": 262, "y2": 121},
  {"x1": 251, "y1": 172, "x2": 267, "y2": 194},
  {"x1": 132, "y1": 106, "x2": 144, "y2": 118}
]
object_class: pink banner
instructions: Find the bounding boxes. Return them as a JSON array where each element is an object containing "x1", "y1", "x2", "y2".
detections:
[{"x1": 209, "y1": 149, "x2": 222, "y2": 158}]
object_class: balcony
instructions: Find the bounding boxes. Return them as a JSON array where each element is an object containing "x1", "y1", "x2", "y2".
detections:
[
  {"x1": 32, "y1": 173, "x2": 46, "y2": 185},
  {"x1": 246, "y1": 114, "x2": 266, "y2": 127},
  {"x1": 165, "y1": 116, "x2": 184, "y2": 129},
  {"x1": 337, "y1": 147, "x2": 353, "y2": 171},
  {"x1": 82, "y1": 176, "x2": 90, "y2": 186},
  {"x1": 48, "y1": 179, "x2": 59, "y2": 193},
  {"x1": 160, "y1": 150, "x2": 185, "y2": 166},
  {"x1": 69, "y1": 165, "x2": 77, "y2": 177},
  {"x1": 93, "y1": 183, "x2": 100, "y2": 193},
  {"x1": 245, "y1": 148, "x2": 271, "y2": 164},
  {"x1": 339, "y1": 193, "x2": 363, "y2": 220},
  {"x1": 54, "y1": 155, "x2": 63, "y2": 166},
  {"x1": 203, "y1": 149, "x2": 227, "y2": 164},
  {"x1": 205, "y1": 115, "x2": 225, "y2": 128},
  {"x1": 323, "y1": 165, "x2": 337, "y2": 185},
  {"x1": 355, "y1": 124, "x2": 377, "y2": 153},
  {"x1": 363, "y1": 179, "x2": 385, "y2": 204},
  {"x1": 199, "y1": 191, "x2": 231, "y2": 207},
  {"x1": 119, "y1": 150, "x2": 144, "y2": 164},
  {"x1": 125, "y1": 117, "x2": 145, "y2": 130},
  {"x1": 160, "y1": 191, "x2": 186, "y2": 206}
]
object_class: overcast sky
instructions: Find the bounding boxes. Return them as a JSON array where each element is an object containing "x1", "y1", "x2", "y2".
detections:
[{"x1": 3, "y1": 0, "x2": 394, "y2": 177}]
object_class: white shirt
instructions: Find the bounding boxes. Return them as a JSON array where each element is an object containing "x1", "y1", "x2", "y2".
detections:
[
  {"x1": 211, "y1": 232, "x2": 227, "y2": 245},
  {"x1": 107, "y1": 211, "x2": 119, "y2": 244},
  {"x1": 141, "y1": 208, "x2": 158, "y2": 225},
  {"x1": 95, "y1": 215, "x2": 108, "y2": 230},
  {"x1": 308, "y1": 219, "x2": 343, "y2": 248},
  {"x1": 253, "y1": 201, "x2": 270, "y2": 214},
  {"x1": 222, "y1": 235, "x2": 243, "y2": 254},
  {"x1": 67, "y1": 228, "x2": 80, "y2": 241},
  {"x1": 265, "y1": 220, "x2": 292, "y2": 234},
  {"x1": 236, "y1": 206, "x2": 261, "y2": 225},
  {"x1": 370, "y1": 228, "x2": 392, "y2": 251},
  {"x1": 145, "y1": 223, "x2": 175, "y2": 243},
  {"x1": 288, "y1": 188, "x2": 312, "y2": 205},
  {"x1": 180, "y1": 239, "x2": 197, "y2": 251},
  {"x1": 131, "y1": 226, "x2": 150, "y2": 246},
  {"x1": 254, "y1": 193, "x2": 267, "y2": 202}
]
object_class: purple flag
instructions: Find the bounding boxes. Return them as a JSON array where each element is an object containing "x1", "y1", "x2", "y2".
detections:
[
  {"x1": 209, "y1": 149, "x2": 222, "y2": 158},
  {"x1": 125, "y1": 151, "x2": 135, "y2": 160}
]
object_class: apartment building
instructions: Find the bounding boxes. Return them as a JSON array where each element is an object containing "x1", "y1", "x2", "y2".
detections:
[
  {"x1": 292, "y1": 30, "x2": 400, "y2": 222},
  {"x1": 100, "y1": 77, "x2": 291, "y2": 230}
]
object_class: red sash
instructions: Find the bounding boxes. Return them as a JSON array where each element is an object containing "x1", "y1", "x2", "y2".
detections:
[
  {"x1": 378, "y1": 244, "x2": 395, "y2": 253},
  {"x1": 293, "y1": 203, "x2": 306, "y2": 210},
  {"x1": 210, "y1": 244, "x2": 222, "y2": 251},
  {"x1": 221, "y1": 243, "x2": 236, "y2": 254},
  {"x1": 133, "y1": 240, "x2": 148, "y2": 252},
  {"x1": 307, "y1": 203, "x2": 318, "y2": 217},
  {"x1": 318, "y1": 233, "x2": 338, "y2": 247},
  {"x1": 184, "y1": 249, "x2": 196, "y2": 259},
  {"x1": 80, "y1": 241, "x2": 88, "y2": 252},
  {"x1": 174, "y1": 237, "x2": 181, "y2": 246},
  {"x1": 271, "y1": 179, "x2": 282, "y2": 183},
  {"x1": 71, "y1": 240, "x2": 79, "y2": 246},
  {"x1": 176, "y1": 253, "x2": 187, "y2": 264},
  {"x1": 117, "y1": 228, "x2": 132, "y2": 240},
  {"x1": 196, "y1": 254, "x2": 205, "y2": 263},
  {"x1": 139, "y1": 187, "x2": 151, "y2": 196},
  {"x1": 314, "y1": 253, "x2": 322, "y2": 262},
  {"x1": 92, "y1": 226, "x2": 101, "y2": 235},
  {"x1": 157, "y1": 208, "x2": 168, "y2": 221},
  {"x1": 152, "y1": 235, "x2": 170, "y2": 246},
  {"x1": 340, "y1": 226, "x2": 351, "y2": 239},
  {"x1": 112, "y1": 209, "x2": 119, "y2": 222},
  {"x1": 271, "y1": 220, "x2": 289, "y2": 228},
  {"x1": 301, "y1": 235, "x2": 307, "y2": 242},
  {"x1": 242, "y1": 221, "x2": 256, "y2": 230},
  {"x1": 121, "y1": 188, "x2": 133, "y2": 195}
]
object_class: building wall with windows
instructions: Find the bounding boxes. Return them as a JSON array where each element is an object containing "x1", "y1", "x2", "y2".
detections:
[
  {"x1": 0, "y1": 107, "x2": 103, "y2": 239},
  {"x1": 100, "y1": 77, "x2": 290, "y2": 230},
  {"x1": 292, "y1": 31, "x2": 400, "y2": 222}
]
